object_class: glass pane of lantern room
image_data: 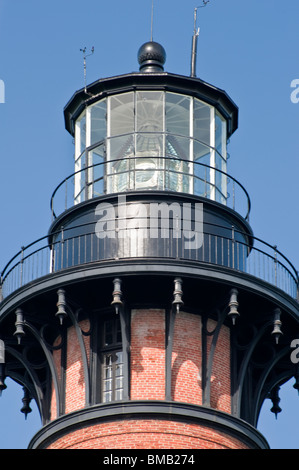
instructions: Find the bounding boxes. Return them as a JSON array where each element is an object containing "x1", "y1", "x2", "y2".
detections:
[
  {"x1": 215, "y1": 112, "x2": 227, "y2": 204},
  {"x1": 165, "y1": 135, "x2": 191, "y2": 193},
  {"x1": 193, "y1": 141, "x2": 213, "y2": 198},
  {"x1": 193, "y1": 99, "x2": 210, "y2": 146},
  {"x1": 74, "y1": 112, "x2": 86, "y2": 205},
  {"x1": 107, "y1": 135, "x2": 134, "y2": 193},
  {"x1": 135, "y1": 91, "x2": 164, "y2": 190},
  {"x1": 215, "y1": 112, "x2": 227, "y2": 164},
  {"x1": 75, "y1": 112, "x2": 86, "y2": 161},
  {"x1": 166, "y1": 92, "x2": 190, "y2": 137},
  {"x1": 136, "y1": 91, "x2": 164, "y2": 133},
  {"x1": 135, "y1": 134, "x2": 164, "y2": 190},
  {"x1": 108, "y1": 92, "x2": 134, "y2": 137},
  {"x1": 80, "y1": 114, "x2": 86, "y2": 154},
  {"x1": 91, "y1": 99, "x2": 107, "y2": 145},
  {"x1": 165, "y1": 94, "x2": 192, "y2": 193},
  {"x1": 88, "y1": 144, "x2": 105, "y2": 198}
]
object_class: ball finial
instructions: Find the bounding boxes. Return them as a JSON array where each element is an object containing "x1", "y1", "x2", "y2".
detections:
[{"x1": 138, "y1": 41, "x2": 166, "y2": 72}]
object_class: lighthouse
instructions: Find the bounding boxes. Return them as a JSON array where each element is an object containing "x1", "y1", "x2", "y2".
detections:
[{"x1": 0, "y1": 34, "x2": 298, "y2": 449}]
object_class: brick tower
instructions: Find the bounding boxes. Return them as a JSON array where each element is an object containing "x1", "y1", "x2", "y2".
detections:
[{"x1": 0, "y1": 38, "x2": 298, "y2": 450}]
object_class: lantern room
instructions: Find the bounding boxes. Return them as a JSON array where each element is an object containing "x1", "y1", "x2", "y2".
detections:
[{"x1": 63, "y1": 42, "x2": 237, "y2": 214}]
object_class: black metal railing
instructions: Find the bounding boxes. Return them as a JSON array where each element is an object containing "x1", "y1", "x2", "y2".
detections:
[
  {"x1": 1, "y1": 222, "x2": 297, "y2": 301},
  {"x1": 50, "y1": 156, "x2": 251, "y2": 221}
]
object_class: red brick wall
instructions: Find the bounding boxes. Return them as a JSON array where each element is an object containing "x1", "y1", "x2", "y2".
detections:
[
  {"x1": 46, "y1": 419, "x2": 250, "y2": 449},
  {"x1": 130, "y1": 309, "x2": 165, "y2": 400},
  {"x1": 65, "y1": 319, "x2": 90, "y2": 414},
  {"x1": 206, "y1": 319, "x2": 231, "y2": 413},
  {"x1": 51, "y1": 320, "x2": 90, "y2": 418},
  {"x1": 47, "y1": 310, "x2": 237, "y2": 448},
  {"x1": 212, "y1": 319, "x2": 231, "y2": 413},
  {"x1": 172, "y1": 311, "x2": 202, "y2": 405}
]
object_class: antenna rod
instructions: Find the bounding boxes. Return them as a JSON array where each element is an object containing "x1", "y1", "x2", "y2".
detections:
[
  {"x1": 191, "y1": 9, "x2": 199, "y2": 77},
  {"x1": 151, "y1": 0, "x2": 154, "y2": 41},
  {"x1": 190, "y1": 1, "x2": 210, "y2": 77},
  {"x1": 80, "y1": 46, "x2": 95, "y2": 93}
]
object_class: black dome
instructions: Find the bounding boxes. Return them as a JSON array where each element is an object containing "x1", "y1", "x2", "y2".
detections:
[{"x1": 138, "y1": 41, "x2": 166, "y2": 72}]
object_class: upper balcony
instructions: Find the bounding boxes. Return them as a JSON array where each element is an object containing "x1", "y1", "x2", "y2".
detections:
[
  {"x1": 50, "y1": 156, "x2": 250, "y2": 221},
  {"x1": 1, "y1": 46, "x2": 298, "y2": 308},
  {"x1": 0, "y1": 189, "x2": 298, "y2": 302}
]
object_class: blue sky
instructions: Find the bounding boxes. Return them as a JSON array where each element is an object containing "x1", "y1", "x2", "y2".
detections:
[{"x1": 0, "y1": 0, "x2": 299, "y2": 449}]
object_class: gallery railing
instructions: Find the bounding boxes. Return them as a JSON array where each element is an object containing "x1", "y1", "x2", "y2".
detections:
[
  {"x1": 1, "y1": 222, "x2": 297, "y2": 301},
  {"x1": 50, "y1": 157, "x2": 251, "y2": 221}
]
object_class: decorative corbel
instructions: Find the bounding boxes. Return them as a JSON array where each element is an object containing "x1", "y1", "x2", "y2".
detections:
[
  {"x1": 55, "y1": 288, "x2": 68, "y2": 325},
  {"x1": 111, "y1": 278, "x2": 123, "y2": 315},
  {"x1": 0, "y1": 340, "x2": 6, "y2": 395},
  {"x1": 270, "y1": 385, "x2": 282, "y2": 419},
  {"x1": 293, "y1": 364, "x2": 299, "y2": 396},
  {"x1": 228, "y1": 288, "x2": 239, "y2": 325},
  {"x1": 13, "y1": 308, "x2": 26, "y2": 345},
  {"x1": 172, "y1": 278, "x2": 183, "y2": 313},
  {"x1": 271, "y1": 308, "x2": 283, "y2": 345},
  {"x1": 20, "y1": 386, "x2": 32, "y2": 419}
]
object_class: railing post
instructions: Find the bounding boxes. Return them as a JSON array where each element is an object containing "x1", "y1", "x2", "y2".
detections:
[
  {"x1": 20, "y1": 246, "x2": 24, "y2": 289},
  {"x1": 50, "y1": 243, "x2": 55, "y2": 274},
  {"x1": 51, "y1": 198, "x2": 54, "y2": 222},
  {"x1": 65, "y1": 179, "x2": 68, "y2": 212},
  {"x1": 274, "y1": 245, "x2": 277, "y2": 287},
  {"x1": 232, "y1": 225, "x2": 235, "y2": 269},
  {"x1": 233, "y1": 181, "x2": 235, "y2": 211},
  {"x1": 61, "y1": 226, "x2": 64, "y2": 269}
]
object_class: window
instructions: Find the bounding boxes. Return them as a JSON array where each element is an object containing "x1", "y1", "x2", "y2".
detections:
[
  {"x1": 109, "y1": 92, "x2": 134, "y2": 137},
  {"x1": 100, "y1": 316, "x2": 123, "y2": 403},
  {"x1": 90, "y1": 99, "x2": 106, "y2": 145},
  {"x1": 73, "y1": 91, "x2": 228, "y2": 203}
]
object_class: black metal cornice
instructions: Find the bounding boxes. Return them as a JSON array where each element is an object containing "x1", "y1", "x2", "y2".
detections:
[
  {"x1": 63, "y1": 72, "x2": 238, "y2": 137},
  {"x1": 28, "y1": 401, "x2": 270, "y2": 450}
]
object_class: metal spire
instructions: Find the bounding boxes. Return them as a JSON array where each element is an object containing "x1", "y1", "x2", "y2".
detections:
[
  {"x1": 190, "y1": 1, "x2": 210, "y2": 77},
  {"x1": 80, "y1": 46, "x2": 95, "y2": 94},
  {"x1": 150, "y1": 0, "x2": 155, "y2": 41}
]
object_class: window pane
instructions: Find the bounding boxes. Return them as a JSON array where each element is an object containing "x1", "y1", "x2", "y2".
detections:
[
  {"x1": 136, "y1": 132, "x2": 163, "y2": 157},
  {"x1": 116, "y1": 351, "x2": 123, "y2": 366},
  {"x1": 80, "y1": 114, "x2": 86, "y2": 153},
  {"x1": 74, "y1": 151, "x2": 86, "y2": 204},
  {"x1": 166, "y1": 135, "x2": 189, "y2": 160},
  {"x1": 103, "y1": 391, "x2": 112, "y2": 403},
  {"x1": 101, "y1": 350, "x2": 124, "y2": 403},
  {"x1": 109, "y1": 92, "x2": 134, "y2": 136},
  {"x1": 165, "y1": 158, "x2": 190, "y2": 193},
  {"x1": 88, "y1": 145, "x2": 104, "y2": 197},
  {"x1": 91, "y1": 99, "x2": 106, "y2": 145},
  {"x1": 115, "y1": 351, "x2": 123, "y2": 401},
  {"x1": 215, "y1": 112, "x2": 226, "y2": 159},
  {"x1": 116, "y1": 320, "x2": 122, "y2": 343},
  {"x1": 166, "y1": 92, "x2": 190, "y2": 136},
  {"x1": 136, "y1": 91, "x2": 164, "y2": 132},
  {"x1": 104, "y1": 320, "x2": 113, "y2": 346},
  {"x1": 194, "y1": 99, "x2": 210, "y2": 145},
  {"x1": 215, "y1": 112, "x2": 227, "y2": 203},
  {"x1": 106, "y1": 135, "x2": 134, "y2": 192},
  {"x1": 100, "y1": 318, "x2": 123, "y2": 404}
]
